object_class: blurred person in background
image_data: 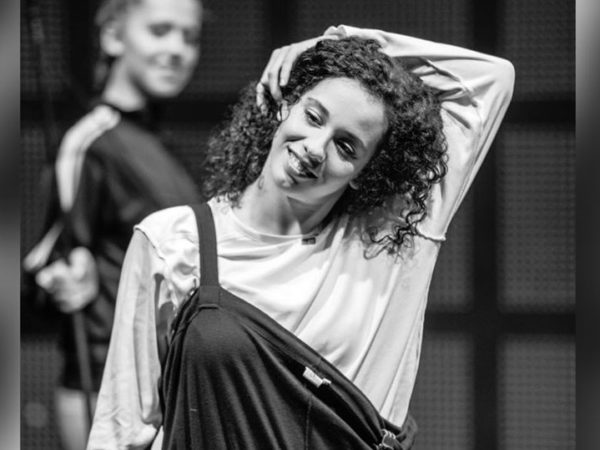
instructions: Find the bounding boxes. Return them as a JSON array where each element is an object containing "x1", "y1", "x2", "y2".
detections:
[{"x1": 23, "y1": 0, "x2": 203, "y2": 448}]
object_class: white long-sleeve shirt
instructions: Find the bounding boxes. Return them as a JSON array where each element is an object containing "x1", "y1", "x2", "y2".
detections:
[{"x1": 87, "y1": 26, "x2": 514, "y2": 449}]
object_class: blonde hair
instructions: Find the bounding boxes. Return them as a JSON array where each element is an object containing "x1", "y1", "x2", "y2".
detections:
[
  {"x1": 93, "y1": 0, "x2": 139, "y2": 91},
  {"x1": 92, "y1": 0, "x2": 203, "y2": 91}
]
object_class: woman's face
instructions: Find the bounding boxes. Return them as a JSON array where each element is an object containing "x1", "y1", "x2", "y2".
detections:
[
  {"x1": 264, "y1": 77, "x2": 388, "y2": 207},
  {"x1": 107, "y1": 0, "x2": 202, "y2": 100}
]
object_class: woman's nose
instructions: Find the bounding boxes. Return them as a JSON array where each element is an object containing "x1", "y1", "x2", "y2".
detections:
[
  {"x1": 305, "y1": 148, "x2": 324, "y2": 168},
  {"x1": 304, "y1": 136, "x2": 327, "y2": 168}
]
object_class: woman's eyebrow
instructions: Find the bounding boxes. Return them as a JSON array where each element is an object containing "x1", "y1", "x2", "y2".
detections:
[{"x1": 305, "y1": 97, "x2": 329, "y2": 119}]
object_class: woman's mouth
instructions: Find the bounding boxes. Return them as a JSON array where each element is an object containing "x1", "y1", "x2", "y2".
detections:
[{"x1": 288, "y1": 150, "x2": 318, "y2": 179}]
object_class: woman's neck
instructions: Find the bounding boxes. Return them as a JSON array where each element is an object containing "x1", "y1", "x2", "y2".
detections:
[
  {"x1": 235, "y1": 177, "x2": 339, "y2": 236},
  {"x1": 102, "y1": 69, "x2": 147, "y2": 111}
]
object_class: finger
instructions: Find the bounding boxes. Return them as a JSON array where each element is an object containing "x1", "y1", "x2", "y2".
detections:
[
  {"x1": 278, "y1": 40, "x2": 311, "y2": 86},
  {"x1": 267, "y1": 47, "x2": 289, "y2": 103},
  {"x1": 278, "y1": 48, "x2": 295, "y2": 87},
  {"x1": 35, "y1": 268, "x2": 54, "y2": 290},
  {"x1": 69, "y1": 249, "x2": 84, "y2": 278},
  {"x1": 53, "y1": 284, "x2": 82, "y2": 310},
  {"x1": 70, "y1": 247, "x2": 93, "y2": 279},
  {"x1": 51, "y1": 259, "x2": 70, "y2": 278},
  {"x1": 279, "y1": 37, "x2": 329, "y2": 86},
  {"x1": 35, "y1": 259, "x2": 69, "y2": 291},
  {"x1": 255, "y1": 82, "x2": 267, "y2": 111},
  {"x1": 258, "y1": 48, "x2": 282, "y2": 94},
  {"x1": 259, "y1": 48, "x2": 281, "y2": 86}
]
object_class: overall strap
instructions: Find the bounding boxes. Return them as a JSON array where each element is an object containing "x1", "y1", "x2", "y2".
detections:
[
  {"x1": 190, "y1": 203, "x2": 219, "y2": 287},
  {"x1": 160, "y1": 203, "x2": 221, "y2": 408}
]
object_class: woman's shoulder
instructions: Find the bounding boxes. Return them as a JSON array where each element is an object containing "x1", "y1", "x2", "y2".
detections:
[
  {"x1": 135, "y1": 205, "x2": 198, "y2": 249},
  {"x1": 134, "y1": 205, "x2": 200, "y2": 314}
]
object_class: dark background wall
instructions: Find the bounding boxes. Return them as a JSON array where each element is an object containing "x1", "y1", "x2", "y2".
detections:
[{"x1": 21, "y1": 0, "x2": 575, "y2": 448}]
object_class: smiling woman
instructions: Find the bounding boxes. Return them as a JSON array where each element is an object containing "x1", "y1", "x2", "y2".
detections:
[
  {"x1": 88, "y1": 28, "x2": 514, "y2": 450},
  {"x1": 253, "y1": 77, "x2": 388, "y2": 231},
  {"x1": 97, "y1": 0, "x2": 202, "y2": 106},
  {"x1": 204, "y1": 37, "x2": 446, "y2": 249}
]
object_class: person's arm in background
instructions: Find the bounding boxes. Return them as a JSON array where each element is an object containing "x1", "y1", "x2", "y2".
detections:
[
  {"x1": 29, "y1": 105, "x2": 123, "y2": 312},
  {"x1": 258, "y1": 26, "x2": 515, "y2": 240},
  {"x1": 35, "y1": 149, "x2": 106, "y2": 313}
]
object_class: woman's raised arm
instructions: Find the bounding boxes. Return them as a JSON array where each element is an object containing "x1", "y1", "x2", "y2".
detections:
[
  {"x1": 324, "y1": 25, "x2": 515, "y2": 239},
  {"x1": 259, "y1": 26, "x2": 515, "y2": 240}
]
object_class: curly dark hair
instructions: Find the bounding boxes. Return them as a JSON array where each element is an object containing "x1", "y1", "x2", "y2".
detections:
[{"x1": 202, "y1": 37, "x2": 447, "y2": 253}]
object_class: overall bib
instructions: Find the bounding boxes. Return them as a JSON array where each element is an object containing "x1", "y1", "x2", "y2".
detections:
[{"x1": 161, "y1": 203, "x2": 417, "y2": 449}]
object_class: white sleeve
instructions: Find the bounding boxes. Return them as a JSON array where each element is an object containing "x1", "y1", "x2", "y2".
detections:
[
  {"x1": 87, "y1": 230, "x2": 166, "y2": 450},
  {"x1": 324, "y1": 25, "x2": 515, "y2": 240}
]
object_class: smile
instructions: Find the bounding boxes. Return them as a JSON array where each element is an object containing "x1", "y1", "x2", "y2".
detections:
[{"x1": 288, "y1": 149, "x2": 318, "y2": 179}]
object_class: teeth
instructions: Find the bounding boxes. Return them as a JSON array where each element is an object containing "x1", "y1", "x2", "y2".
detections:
[{"x1": 289, "y1": 152, "x2": 306, "y2": 175}]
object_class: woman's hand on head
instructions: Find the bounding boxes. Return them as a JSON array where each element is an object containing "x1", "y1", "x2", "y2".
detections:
[{"x1": 256, "y1": 36, "x2": 338, "y2": 109}]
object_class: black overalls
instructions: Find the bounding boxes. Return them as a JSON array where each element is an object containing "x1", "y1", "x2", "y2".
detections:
[{"x1": 160, "y1": 204, "x2": 417, "y2": 449}]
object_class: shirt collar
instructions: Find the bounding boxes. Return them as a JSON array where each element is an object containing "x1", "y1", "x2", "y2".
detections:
[{"x1": 93, "y1": 99, "x2": 161, "y2": 131}]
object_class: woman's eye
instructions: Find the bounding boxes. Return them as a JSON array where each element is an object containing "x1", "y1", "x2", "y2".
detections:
[
  {"x1": 336, "y1": 140, "x2": 357, "y2": 159},
  {"x1": 305, "y1": 110, "x2": 321, "y2": 125}
]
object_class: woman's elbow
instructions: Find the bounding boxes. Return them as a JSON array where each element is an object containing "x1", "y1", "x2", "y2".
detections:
[{"x1": 493, "y1": 57, "x2": 516, "y2": 101}]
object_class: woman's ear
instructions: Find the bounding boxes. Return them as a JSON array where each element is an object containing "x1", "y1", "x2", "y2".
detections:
[{"x1": 99, "y1": 20, "x2": 125, "y2": 57}]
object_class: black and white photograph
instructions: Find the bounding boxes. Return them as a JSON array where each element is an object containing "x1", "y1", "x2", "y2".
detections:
[{"x1": 19, "y1": 0, "x2": 576, "y2": 449}]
